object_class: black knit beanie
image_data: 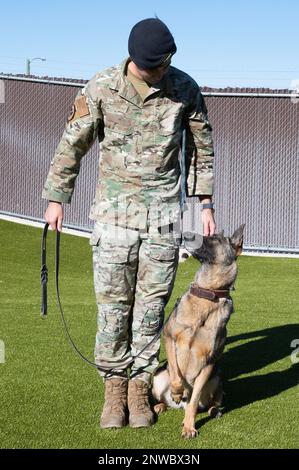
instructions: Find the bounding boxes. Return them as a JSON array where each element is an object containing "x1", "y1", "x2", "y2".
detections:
[{"x1": 128, "y1": 18, "x2": 177, "y2": 70}]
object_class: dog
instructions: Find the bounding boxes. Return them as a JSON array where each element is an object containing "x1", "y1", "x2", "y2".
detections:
[{"x1": 152, "y1": 224, "x2": 245, "y2": 438}]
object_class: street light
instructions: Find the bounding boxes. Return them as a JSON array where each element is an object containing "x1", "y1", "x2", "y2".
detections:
[{"x1": 26, "y1": 57, "x2": 46, "y2": 75}]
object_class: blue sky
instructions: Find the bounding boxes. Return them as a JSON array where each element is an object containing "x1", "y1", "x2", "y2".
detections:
[{"x1": 0, "y1": 0, "x2": 298, "y2": 89}]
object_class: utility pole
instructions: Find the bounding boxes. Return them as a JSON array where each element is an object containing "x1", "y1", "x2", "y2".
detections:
[{"x1": 26, "y1": 57, "x2": 46, "y2": 75}]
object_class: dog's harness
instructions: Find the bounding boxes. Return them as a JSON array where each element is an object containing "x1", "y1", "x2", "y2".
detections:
[{"x1": 189, "y1": 282, "x2": 231, "y2": 300}]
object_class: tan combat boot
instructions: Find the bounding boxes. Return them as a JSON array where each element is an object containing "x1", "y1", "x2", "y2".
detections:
[
  {"x1": 128, "y1": 379, "x2": 155, "y2": 428},
  {"x1": 100, "y1": 377, "x2": 128, "y2": 429}
]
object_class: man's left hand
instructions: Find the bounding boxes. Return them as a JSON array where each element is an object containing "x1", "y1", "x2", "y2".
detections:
[{"x1": 202, "y1": 208, "x2": 216, "y2": 236}]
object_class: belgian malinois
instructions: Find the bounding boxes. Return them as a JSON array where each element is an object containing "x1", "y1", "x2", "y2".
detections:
[{"x1": 152, "y1": 224, "x2": 245, "y2": 438}]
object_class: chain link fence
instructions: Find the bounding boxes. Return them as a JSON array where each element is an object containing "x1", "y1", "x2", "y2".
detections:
[{"x1": 0, "y1": 75, "x2": 298, "y2": 252}]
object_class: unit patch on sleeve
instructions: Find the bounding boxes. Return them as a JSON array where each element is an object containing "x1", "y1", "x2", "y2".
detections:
[
  {"x1": 67, "y1": 96, "x2": 90, "y2": 123},
  {"x1": 75, "y1": 95, "x2": 90, "y2": 117}
]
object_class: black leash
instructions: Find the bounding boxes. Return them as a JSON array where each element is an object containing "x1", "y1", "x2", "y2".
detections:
[{"x1": 40, "y1": 223, "x2": 176, "y2": 373}]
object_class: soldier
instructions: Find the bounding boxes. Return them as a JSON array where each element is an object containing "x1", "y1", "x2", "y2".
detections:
[{"x1": 42, "y1": 18, "x2": 216, "y2": 429}]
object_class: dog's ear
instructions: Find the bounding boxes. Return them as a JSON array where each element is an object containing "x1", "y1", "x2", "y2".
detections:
[{"x1": 229, "y1": 224, "x2": 245, "y2": 256}]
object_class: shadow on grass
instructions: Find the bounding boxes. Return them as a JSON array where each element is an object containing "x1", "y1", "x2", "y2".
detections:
[
  {"x1": 221, "y1": 324, "x2": 299, "y2": 412},
  {"x1": 224, "y1": 325, "x2": 299, "y2": 379},
  {"x1": 223, "y1": 364, "x2": 299, "y2": 413},
  {"x1": 194, "y1": 324, "x2": 299, "y2": 429}
]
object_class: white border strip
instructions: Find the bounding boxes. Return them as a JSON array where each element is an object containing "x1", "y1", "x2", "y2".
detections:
[
  {"x1": 0, "y1": 213, "x2": 91, "y2": 238},
  {"x1": 1, "y1": 213, "x2": 298, "y2": 257}
]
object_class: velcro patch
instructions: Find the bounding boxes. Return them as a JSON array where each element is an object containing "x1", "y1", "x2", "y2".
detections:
[
  {"x1": 75, "y1": 95, "x2": 90, "y2": 117},
  {"x1": 67, "y1": 96, "x2": 90, "y2": 124}
]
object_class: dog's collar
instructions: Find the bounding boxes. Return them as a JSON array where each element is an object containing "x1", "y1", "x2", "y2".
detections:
[{"x1": 189, "y1": 283, "x2": 231, "y2": 301}]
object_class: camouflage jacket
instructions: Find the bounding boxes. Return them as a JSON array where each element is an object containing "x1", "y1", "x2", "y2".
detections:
[{"x1": 42, "y1": 59, "x2": 214, "y2": 229}]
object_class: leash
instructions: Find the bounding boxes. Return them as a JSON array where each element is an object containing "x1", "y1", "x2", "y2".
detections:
[
  {"x1": 180, "y1": 128, "x2": 187, "y2": 214},
  {"x1": 40, "y1": 223, "x2": 175, "y2": 373}
]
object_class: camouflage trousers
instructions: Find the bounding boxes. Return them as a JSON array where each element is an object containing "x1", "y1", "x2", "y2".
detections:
[{"x1": 89, "y1": 221, "x2": 180, "y2": 385}]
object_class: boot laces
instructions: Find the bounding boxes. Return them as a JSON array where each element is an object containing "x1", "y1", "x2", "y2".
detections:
[
  {"x1": 134, "y1": 386, "x2": 150, "y2": 411},
  {"x1": 106, "y1": 382, "x2": 126, "y2": 413}
]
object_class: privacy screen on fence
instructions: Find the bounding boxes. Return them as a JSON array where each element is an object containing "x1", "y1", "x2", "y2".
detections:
[{"x1": 0, "y1": 75, "x2": 298, "y2": 252}]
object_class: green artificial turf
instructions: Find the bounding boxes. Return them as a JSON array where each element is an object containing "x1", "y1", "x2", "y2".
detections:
[{"x1": 0, "y1": 219, "x2": 298, "y2": 449}]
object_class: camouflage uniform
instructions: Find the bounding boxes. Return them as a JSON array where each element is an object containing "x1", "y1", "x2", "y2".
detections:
[{"x1": 42, "y1": 58, "x2": 214, "y2": 384}]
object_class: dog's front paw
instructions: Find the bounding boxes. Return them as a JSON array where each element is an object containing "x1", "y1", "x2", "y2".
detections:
[{"x1": 182, "y1": 425, "x2": 198, "y2": 439}]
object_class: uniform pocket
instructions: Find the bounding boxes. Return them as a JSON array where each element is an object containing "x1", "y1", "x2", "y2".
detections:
[
  {"x1": 141, "y1": 304, "x2": 164, "y2": 336},
  {"x1": 99, "y1": 250, "x2": 128, "y2": 264},
  {"x1": 158, "y1": 125, "x2": 179, "y2": 136},
  {"x1": 103, "y1": 125, "x2": 133, "y2": 148},
  {"x1": 104, "y1": 107, "x2": 134, "y2": 136},
  {"x1": 92, "y1": 240, "x2": 132, "y2": 302},
  {"x1": 105, "y1": 124, "x2": 134, "y2": 136},
  {"x1": 103, "y1": 100, "x2": 134, "y2": 147},
  {"x1": 158, "y1": 101, "x2": 183, "y2": 136},
  {"x1": 97, "y1": 305, "x2": 128, "y2": 339},
  {"x1": 149, "y1": 247, "x2": 177, "y2": 262},
  {"x1": 157, "y1": 122, "x2": 181, "y2": 149}
]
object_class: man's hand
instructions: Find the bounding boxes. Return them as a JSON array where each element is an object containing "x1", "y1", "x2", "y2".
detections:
[
  {"x1": 199, "y1": 196, "x2": 216, "y2": 236},
  {"x1": 202, "y1": 208, "x2": 216, "y2": 236},
  {"x1": 44, "y1": 201, "x2": 64, "y2": 232}
]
